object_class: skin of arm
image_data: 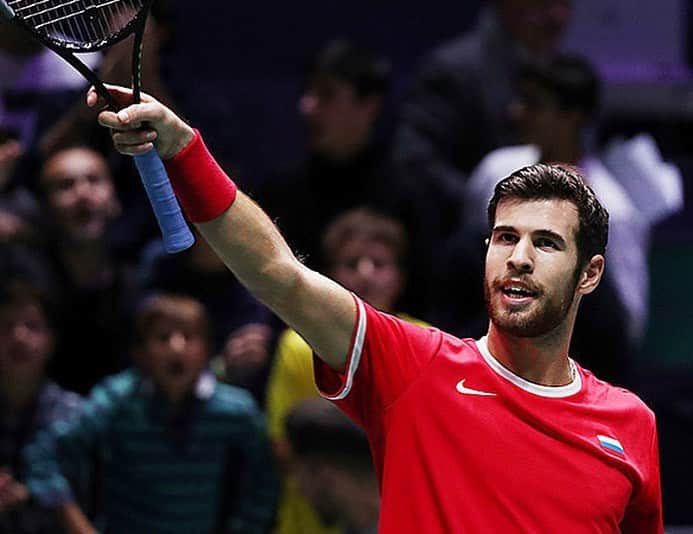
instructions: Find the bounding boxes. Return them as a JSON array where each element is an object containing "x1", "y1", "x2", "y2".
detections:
[
  {"x1": 89, "y1": 86, "x2": 355, "y2": 372},
  {"x1": 59, "y1": 502, "x2": 98, "y2": 534}
]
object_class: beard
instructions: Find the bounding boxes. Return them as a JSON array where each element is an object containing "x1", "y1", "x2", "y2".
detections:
[{"x1": 484, "y1": 270, "x2": 580, "y2": 338}]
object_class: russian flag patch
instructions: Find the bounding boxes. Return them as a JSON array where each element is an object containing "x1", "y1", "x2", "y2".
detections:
[{"x1": 597, "y1": 434, "x2": 625, "y2": 455}]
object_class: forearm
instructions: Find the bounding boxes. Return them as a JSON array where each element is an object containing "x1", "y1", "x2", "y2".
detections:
[
  {"x1": 59, "y1": 502, "x2": 98, "y2": 534},
  {"x1": 197, "y1": 192, "x2": 304, "y2": 312},
  {"x1": 97, "y1": 90, "x2": 356, "y2": 370},
  {"x1": 160, "y1": 131, "x2": 354, "y2": 370}
]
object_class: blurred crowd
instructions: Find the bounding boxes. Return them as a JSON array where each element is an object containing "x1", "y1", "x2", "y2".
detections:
[{"x1": 1, "y1": 0, "x2": 691, "y2": 532}]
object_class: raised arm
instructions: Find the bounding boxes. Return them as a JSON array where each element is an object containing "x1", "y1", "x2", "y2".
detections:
[{"x1": 89, "y1": 86, "x2": 355, "y2": 371}]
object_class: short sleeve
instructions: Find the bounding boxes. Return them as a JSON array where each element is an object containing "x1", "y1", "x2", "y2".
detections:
[
  {"x1": 619, "y1": 420, "x2": 664, "y2": 534},
  {"x1": 313, "y1": 297, "x2": 441, "y2": 430}
]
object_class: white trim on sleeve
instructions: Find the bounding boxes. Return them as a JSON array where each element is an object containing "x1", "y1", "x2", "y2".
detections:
[{"x1": 320, "y1": 297, "x2": 367, "y2": 401}]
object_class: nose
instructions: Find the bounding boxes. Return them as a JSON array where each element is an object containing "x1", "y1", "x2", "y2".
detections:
[
  {"x1": 72, "y1": 176, "x2": 94, "y2": 200},
  {"x1": 298, "y1": 94, "x2": 318, "y2": 117},
  {"x1": 507, "y1": 237, "x2": 534, "y2": 274},
  {"x1": 167, "y1": 331, "x2": 187, "y2": 352},
  {"x1": 356, "y1": 257, "x2": 376, "y2": 278},
  {"x1": 11, "y1": 322, "x2": 31, "y2": 343}
]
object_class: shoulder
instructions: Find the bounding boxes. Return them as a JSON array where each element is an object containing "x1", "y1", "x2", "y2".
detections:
[
  {"x1": 394, "y1": 312, "x2": 430, "y2": 328},
  {"x1": 209, "y1": 382, "x2": 261, "y2": 417},
  {"x1": 581, "y1": 156, "x2": 636, "y2": 221},
  {"x1": 74, "y1": 370, "x2": 141, "y2": 417},
  {"x1": 89, "y1": 369, "x2": 139, "y2": 402},
  {"x1": 469, "y1": 145, "x2": 540, "y2": 193},
  {"x1": 38, "y1": 382, "x2": 84, "y2": 422},
  {"x1": 277, "y1": 328, "x2": 310, "y2": 352},
  {"x1": 427, "y1": 32, "x2": 483, "y2": 72},
  {"x1": 580, "y1": 370, "x2": 656, "y2": 427}
]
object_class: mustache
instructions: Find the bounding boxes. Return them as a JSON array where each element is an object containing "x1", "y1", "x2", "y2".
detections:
[{"x1": 492, "y1": 277, "x2": 543, "y2": 295}]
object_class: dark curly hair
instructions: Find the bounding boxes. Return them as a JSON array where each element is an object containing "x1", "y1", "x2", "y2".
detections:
[{"x1": 487, "y1": 163, "x2": 609, "y2": 269}]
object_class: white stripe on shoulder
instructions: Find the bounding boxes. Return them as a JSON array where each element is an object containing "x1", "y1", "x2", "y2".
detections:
[{"x1": 321, "y1": 297, "x2": 367, "y2": 401}]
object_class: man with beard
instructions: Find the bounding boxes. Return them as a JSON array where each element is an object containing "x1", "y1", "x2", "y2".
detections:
[
  {"x1": 33, "y1": 146, "x2": 134, "y2": 393},
  {"x1": 93, "y1": 86, "x2": 663, "y2": 533}
]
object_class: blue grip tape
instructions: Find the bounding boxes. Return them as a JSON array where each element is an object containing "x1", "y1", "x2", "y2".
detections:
[{"x1": 133, "y1": 149, "x2": 195, "y2": 254}]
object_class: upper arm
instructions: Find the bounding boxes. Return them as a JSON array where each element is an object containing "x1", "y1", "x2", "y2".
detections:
[
  {"x1": 197, "y1": 192, "x2": 357, "y2": 373},
  {"x1": 620, "y1": 420, "x2": 663, "y2": 533},
  {"x1": 276, "y1": 265, "x2": 356, "y2": 373}
]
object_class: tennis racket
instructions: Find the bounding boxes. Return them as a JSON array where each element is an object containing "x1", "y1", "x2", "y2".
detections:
[{"x1": 0, "y1": 0, "x2": 194, "y2": 253}]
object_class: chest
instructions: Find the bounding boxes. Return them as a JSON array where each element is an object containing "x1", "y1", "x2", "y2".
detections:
[
  {"x1": 383, "y1": 365, "x2": 636, "y2": 526},
  {"x1": 102, "y1": 404, "x2": 232, "y2": 483}
]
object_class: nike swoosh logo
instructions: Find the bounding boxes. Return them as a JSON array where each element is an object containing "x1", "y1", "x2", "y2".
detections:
[{"x1": 456, "y1": 379, "x2": 496, "y2": 397}]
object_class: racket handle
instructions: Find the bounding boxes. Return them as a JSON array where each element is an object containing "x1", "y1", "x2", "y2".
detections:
[{"x1": 133, "y1": 150, "x2": 195, "y2": 254}]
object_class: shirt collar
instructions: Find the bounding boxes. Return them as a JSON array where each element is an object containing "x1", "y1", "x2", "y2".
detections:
[
  {"x1": 476, "y1": 336, "x2": 582, "y2": 398},
  {"x1": 139, "y1": 369, "x2": 217, "y2": 400}
]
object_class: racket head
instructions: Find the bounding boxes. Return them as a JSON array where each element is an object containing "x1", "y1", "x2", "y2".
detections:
[{"x1": 1, "y1": 0, "x2": 151, "y2": 52}]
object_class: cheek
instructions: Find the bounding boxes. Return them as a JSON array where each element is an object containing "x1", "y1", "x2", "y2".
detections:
[
  {"x1": 49, "y1": 193, "x2": 76, "y2": 214},
  {"x1": 333, "y1": 267, "x2": 359, "y2": 288},
  {"x1": 94, "y1": 186, "x2": 116, "y2": 207},
  {"x1": 377, "y1": 269, "x2": 402, "y2": 292}
]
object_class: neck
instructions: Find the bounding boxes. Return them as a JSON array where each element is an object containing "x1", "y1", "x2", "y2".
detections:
[
  {"x1": 485, "y1": 314, "x2": 577, "y2": 386},
  {"x1": 540, "y1": 137, "x2": 582, "y2": 166},
  {"x1": 320, "y1": 132, "x2": 371, "y2": 164},
  {"x1": 59, "y1": 242, "x2": 112, "y2": 287},
  {"x1": 1, "y1": 374, "x2": 43, "y2": 415}
]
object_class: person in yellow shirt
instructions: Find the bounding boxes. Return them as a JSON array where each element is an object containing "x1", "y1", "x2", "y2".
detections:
[{"x1": 266, "y1": 207, "x2": 426, "y2": 534}]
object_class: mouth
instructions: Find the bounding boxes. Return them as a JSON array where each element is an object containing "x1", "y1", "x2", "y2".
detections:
[
  {"x1": 165, "y1": 360, "x2": 187, "y2": 377},
  {"x1": 498, "y1": 280, "x2": 540, "y2": 303}
]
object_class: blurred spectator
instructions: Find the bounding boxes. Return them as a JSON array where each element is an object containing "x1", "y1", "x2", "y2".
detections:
[
  {"x1": 0, "y1": 17, "x2": 101, "y2": 158},
  {"x1": 285, "y1": 398, "x2": 379, "y2": 534},
  {"x1": 459, "y1": 54, "x2": 683, "y2": 383},
  {"x1": 0, "y1": 257, "x2": 83, "y2": 534},
  {"x1": 0, "y1": 108, "x2": 37, "y2": 248},
  {"x1": 137, "y1": 231, "x2": 275, "y2": 403},
  {"x1": 22, "y1": 293, "x2": 279, "y2": 533},
  {"x1": 395, "y1": 0, "x2": 572, "y2": 240},
  {"x1": 254, "y1": 40, "x2": 418, "y2": 275},
  {"x1": 265, "y1": 208, "x2": 425, "y2": 534},
  {"x1": 32, "y1": 145, "x2": 135, "y2": 393}
]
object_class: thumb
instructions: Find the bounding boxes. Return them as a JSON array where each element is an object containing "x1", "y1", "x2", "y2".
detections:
[{"x1": 115, "y1": 101, "x2": 166, "y2": 128}]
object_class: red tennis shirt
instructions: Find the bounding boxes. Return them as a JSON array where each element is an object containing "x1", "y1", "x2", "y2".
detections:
[{"x1": 314, "y1": 297, "x2": 663, "y2": 533}]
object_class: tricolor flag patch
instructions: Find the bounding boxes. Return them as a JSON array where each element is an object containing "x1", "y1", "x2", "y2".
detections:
[{"x1": 597, "y1": 434, "x2": 625, "y2": 455}]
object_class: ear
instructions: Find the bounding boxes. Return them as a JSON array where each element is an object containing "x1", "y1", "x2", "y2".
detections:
[
  {"x1": 107, "y1": 189, "x2": 122, "y2": 219},
  {"x1": 361, "y1": 94, "x2": 382, "y2": 117},
  {"x1": 577, "y1": 254, "x2": 604, "y2": 295}
]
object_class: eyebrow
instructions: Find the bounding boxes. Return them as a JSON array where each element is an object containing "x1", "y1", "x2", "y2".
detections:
[{"x1": 492, "y1": 225, "x2": 568, "y2": 248}]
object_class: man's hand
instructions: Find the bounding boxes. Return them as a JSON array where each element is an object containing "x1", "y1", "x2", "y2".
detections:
[
  {"x1": 87, "y1": 85, "x2": 194, "y2": 160},
  {"x1": 0, "y1": 139, "x2": 22, "y2": 190},
  {"x1": 0, "y1": 470, "x2": 29, "y2": 513},
  {"x1": 223, "y1": 323, "x2": 273, "y2": 381}
]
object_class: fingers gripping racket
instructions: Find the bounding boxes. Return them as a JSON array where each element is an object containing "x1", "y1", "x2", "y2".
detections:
[{"x1": 0, "y1": 0, "x2": 194, "y2": 253}]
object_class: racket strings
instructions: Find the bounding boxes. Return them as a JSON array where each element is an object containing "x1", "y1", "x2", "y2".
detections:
[{"x1": 9, "y1": 0, "x2": 142, "y2": 47}]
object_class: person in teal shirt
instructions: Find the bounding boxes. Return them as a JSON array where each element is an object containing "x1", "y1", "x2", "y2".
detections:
[{"x1": 23, "y1": 293, "x2": 278, "y2": 533}]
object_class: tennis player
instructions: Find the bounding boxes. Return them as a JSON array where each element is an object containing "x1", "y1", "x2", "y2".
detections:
[{"x1": 92, "y1": 86, "x2": 663, "y2": 533}]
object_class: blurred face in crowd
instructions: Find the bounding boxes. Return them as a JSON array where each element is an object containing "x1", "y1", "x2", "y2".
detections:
[
  {"x1": 484, "y1": 198, "x2": 599, "y2": 337},
  {"x1": 0, "y1": 298, "x2": 53, "y2": 385},
  {"x1": 135, "y1": 312, "x2": 209, "y2": 406},
  {"x1": 298, "y1": 75, "x2": 381, "y2": 161},
  {"x1": 496, "y1": 0, "x2": 572, "y2": 54},
  {"x1": 40, "y1": 147, "x2": 120, "y2": 243},
  {"x1": 330, "y1": 236, "x2": 403, "y2": 312}
]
